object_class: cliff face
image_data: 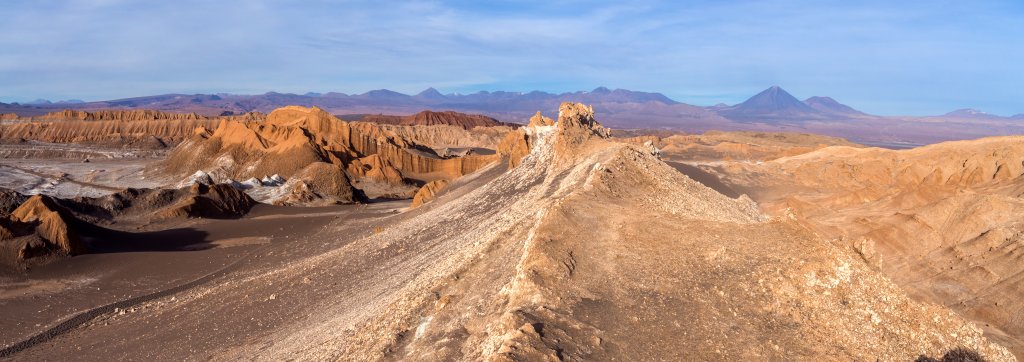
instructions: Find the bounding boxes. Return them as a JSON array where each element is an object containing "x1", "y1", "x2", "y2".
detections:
[
  {"x1": 373, "y1": 123, "x2": 511, "y2": 149},
  {"x1": 0, "y1": 110, "x2": 268, "y2": 149},
  {"x1": 0, "y1": 118, "x2": 222, "y2": 148},
  {"x1": 356, "y1": 110, "x2": 510, "y2": 129},
  {"x1": 38, "y1": 109, "x2": 206, "y2": 121}
]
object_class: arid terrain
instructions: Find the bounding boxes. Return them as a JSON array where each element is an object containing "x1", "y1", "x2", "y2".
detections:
[{"x1": 0, "y1": 102, "x2": 1020, "y2": 361}]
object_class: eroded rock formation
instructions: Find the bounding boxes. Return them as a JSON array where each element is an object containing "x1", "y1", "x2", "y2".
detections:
[
  {"x1": 409, "y1": 179, "x2": 449, "y2": 208},
  {"x1": 354, "y1": 110, "x2": 511, "y2": 129},
  {"x1": 0, "y1": 109, "x2": 267, "y2": 150},
  {"x1": 162, "y1": 106, "x2": 501, "y2": 203},
  {"x1": 0, "y1": 183, "x2": 258, "y2": 268}
]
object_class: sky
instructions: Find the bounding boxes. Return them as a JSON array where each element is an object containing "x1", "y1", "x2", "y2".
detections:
[{"x1": 0, "y1": 0, "x2": 1021, "y2": 116}]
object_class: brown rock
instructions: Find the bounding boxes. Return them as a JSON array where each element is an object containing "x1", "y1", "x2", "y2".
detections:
[
  {"x1": 357, "y1": 110, "x2": 510, "y2": 129},
  {"x1": 155, "y1": 183, "x2": 257, "y2": 219},
  {"x1": 9, "y1": 195, "x2": 85, "y2": 255},
  {"x1": 410, "y1": 179, "x2": 449, "y2": 208},
  {"x1": 161, "y1": 106, "x2": 500, "y2": 201},
  {"x1": 527, "y1": 111, "x2": 554, "y2": 128},
  {"x1": 496, "y1": 129, "x2": 532, "y2": 169},
  {"x1": 346, "y1": 154, "x2": 404, "y2": 185}
]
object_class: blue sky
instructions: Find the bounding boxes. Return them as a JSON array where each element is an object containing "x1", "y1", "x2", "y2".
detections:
[{"x1": 1, "y1": 0, "x2": 1021, "y2": 116}]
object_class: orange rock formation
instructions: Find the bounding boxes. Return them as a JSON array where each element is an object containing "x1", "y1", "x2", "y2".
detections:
[
  {"x1": 162, "y1": 106, "x2": 501, "y2": 202},
  {"x1": 409, "y1": 179, "x2": 449, "y2": 208}
]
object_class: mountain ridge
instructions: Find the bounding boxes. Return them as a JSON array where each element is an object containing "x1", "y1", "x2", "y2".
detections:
[{"x1": 3, "y1": 86, "x2": 1021, "y2": 146}]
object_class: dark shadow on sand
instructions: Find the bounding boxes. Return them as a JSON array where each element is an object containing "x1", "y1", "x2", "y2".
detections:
[
  {"x1": 69, "y1": 219, "x2": 212, "y2": 254},
  {"x1": 666, "y1": 162, "x2": 742, "y2": 199}
]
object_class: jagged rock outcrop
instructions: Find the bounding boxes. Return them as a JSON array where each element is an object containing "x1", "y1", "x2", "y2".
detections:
[
  {"x1": 162, "y1": 106, "x2": 499, "y2": 202},
  {"x1": 9, "y1": 195, "x2": 85, "y2": 256},
  {"x1": 409, "y1": 179, "x2": 449, "y2": 208},
  {"x1": 553, "y1": 102, "x2": 611, "y2": 153},
  {"x1": 496, "y1": 111, "x2": 559, "y2": 169},
  {"x1": 0, "y1": 194, "x2": 85, "y2": 267},
  {"x1": 526, "y1": 111, "x2": 554, "y2": 128}
]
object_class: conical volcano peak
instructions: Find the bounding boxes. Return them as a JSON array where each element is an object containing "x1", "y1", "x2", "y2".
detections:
[
  {"x1": 718, "y1": 85, "x2": 821, "y2": 121},
  {"x1": 414, "y1": 87, "x2": 446, "y2": 99},
  {"x1": 749, "y1": 85, "x2": 802, "y2": 105}
]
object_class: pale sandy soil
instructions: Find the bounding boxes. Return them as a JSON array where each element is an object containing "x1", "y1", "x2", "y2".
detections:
[{"x1": 0, "y1": 158, "x2": 167, "y2": 198}]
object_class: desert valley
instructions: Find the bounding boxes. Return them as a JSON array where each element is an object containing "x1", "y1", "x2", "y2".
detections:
[
  {"x1": 0, "y1": 98, "x2": 1019, "y2": 361},
  {"x1": 4, "y1": 1, "x2": 1023, "y2": 360}
]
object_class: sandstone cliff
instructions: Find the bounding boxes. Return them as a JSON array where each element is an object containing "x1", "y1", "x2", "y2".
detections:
[
  {"x1": 355, "y1": 110, "x2": 511, "y2": 129},
  {"x1": 0, "y1": 110, "x2": 265, "y2": 150}
]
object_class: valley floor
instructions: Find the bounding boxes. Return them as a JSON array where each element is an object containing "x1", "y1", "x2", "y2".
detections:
[{"x1": 0, "y1": 200, "x2": 409, "y2": 359}]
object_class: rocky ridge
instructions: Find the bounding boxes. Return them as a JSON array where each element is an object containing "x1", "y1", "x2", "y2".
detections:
[{"x1": 182, "y1": 102, "x2": 1014, "y2": 360}]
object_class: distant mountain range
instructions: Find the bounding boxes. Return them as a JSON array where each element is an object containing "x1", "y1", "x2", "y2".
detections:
[{"x1": 2, "y1": 86, "x2": 1022, "y2": 146}]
